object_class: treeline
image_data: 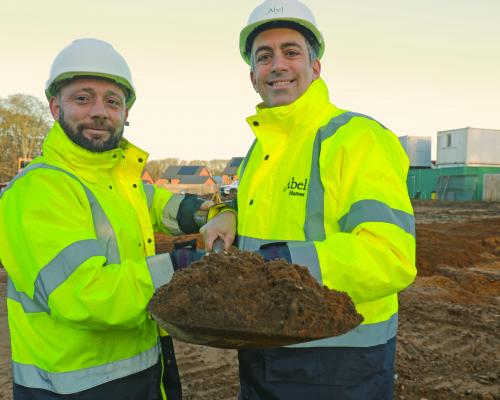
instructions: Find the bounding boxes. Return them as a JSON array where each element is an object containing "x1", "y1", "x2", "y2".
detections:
[
  {"x1": 0, "y1": 94, "x2": 51, "y2": 182},
  {"x1": 145, "y1": 159, "x2": 230, "y2": 181}
]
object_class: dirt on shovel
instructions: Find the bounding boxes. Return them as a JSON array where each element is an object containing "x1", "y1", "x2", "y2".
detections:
[{"x1": 149, "y1": 250, "x2": 363, "y2": 349}]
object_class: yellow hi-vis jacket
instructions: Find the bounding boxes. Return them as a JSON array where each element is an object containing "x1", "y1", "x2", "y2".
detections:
[
  {"x1": 237, "y1": 78, "x2": 416, "y2": 348},
  {"x1": 0, "y1": 122, "x2": 184, "y2": 394}
]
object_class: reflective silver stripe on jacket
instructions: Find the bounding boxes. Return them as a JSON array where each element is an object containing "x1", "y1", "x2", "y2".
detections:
[
  {"x1": 238, "y1": 235, "x2": 322, "y2": 284},
  {"x1": 339, "y1": 199, "x2": 415, "y2": 237},
  {"x1": 288, "y1": 313, "x2": 398, "y2": 348},
  {"x1": 7, "y1": 239, "x2": 103, "y2": 313},
  {"x1": 2, "y1": 163, "x2": 121, "y2": 265},
  {"x1": 238, "y1": 112, "x2": 405, "y2": 347},
  {"x1": 143, "y1": 183, "x2": 155, "y2": 210},
  {"x1": 12, "y1": 340, "x2": 160, "y2": 394},
  {"x1": 305, "y1": 112, "x2": 382, "y2": 241},
  {"x1": 146, "y1": 253, "x2": 175, "y2": 289},
  {"x1": 5, "y1": 163, "x2": 122, "y2": 314},
  {"x1": 161, "y1": 194, "x2": 184, "y2": 235}
]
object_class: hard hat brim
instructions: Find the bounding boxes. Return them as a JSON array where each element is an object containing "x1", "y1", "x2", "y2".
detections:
[
  {"x1": 45, "y1": 71, "x2": 136, "y2": 109},
  {"x1": 239, "y1": 17, "x2": 325, "y2": 65}
]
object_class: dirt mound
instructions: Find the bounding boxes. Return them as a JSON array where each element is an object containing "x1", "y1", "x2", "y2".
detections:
[
  {"x1": 416, "y1": 218, "x2": 500, "y2": 276},
  {"x1": 396, "y1": 215, "x2": 500, "y2": 399},
  {"x1": 149, "y1": 250, "x2": 363, "y2": 348}
]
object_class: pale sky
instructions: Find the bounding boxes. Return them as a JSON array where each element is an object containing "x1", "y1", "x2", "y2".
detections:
[{"x1": 1, "y1": 0, "x2": 499, "y2": 161}]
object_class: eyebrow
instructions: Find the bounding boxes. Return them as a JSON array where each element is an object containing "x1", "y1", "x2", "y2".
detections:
[
  {"x1": 72, "y1": 87, "x2": 124, "y2": 99},
  {"x1": 254, "y1": 41, "x2": 304, "y2": 55}
]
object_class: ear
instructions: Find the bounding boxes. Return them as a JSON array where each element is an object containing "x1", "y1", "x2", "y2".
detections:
[
  {"x1": 250, "y1": 70, "x2": 258, "y2": 92},
  {"x1": 312, "y1": 59, "x2": 321, "y2": 80},
  {"x1": 49, "y1": 96, "x2": 60, "y2": 121}
]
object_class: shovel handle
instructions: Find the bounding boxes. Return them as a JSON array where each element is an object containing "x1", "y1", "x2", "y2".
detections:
[{"x1": 212, "y1": 238, "x2": 225, "y2": 253}]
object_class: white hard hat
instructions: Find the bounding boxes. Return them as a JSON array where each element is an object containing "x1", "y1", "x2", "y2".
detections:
[
  {"x1": 45, "y1": 38, "x2": 136, "y2": 108},
  {"x1": 239, "y1": 0, "x2": 325, "y2": 64}
]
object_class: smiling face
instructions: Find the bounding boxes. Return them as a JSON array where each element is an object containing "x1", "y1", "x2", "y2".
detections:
[
  {"x1": 250, "y1": 28, "x2": 321, "y2": 108},
  {"x1": 49, "y1": 77, "x2": 129, "y2": 152}
]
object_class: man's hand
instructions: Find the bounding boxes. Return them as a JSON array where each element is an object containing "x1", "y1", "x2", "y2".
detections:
[{"x1": 200, "y1": 211, "x2": 236, "y2": 252}]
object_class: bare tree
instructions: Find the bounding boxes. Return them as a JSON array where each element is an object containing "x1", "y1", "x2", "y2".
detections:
[
  {"x1": 0, "y1": 94, "x2": 51, "y2": 181},
  {"x1": 145, "y1": 158, "x2": 182, "y2": 180}
]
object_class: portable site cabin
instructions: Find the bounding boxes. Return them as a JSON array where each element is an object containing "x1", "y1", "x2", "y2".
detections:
[
  {"x1": 437, "y1": 128, "x2": 499, "y2": 167},
  {"x1": 399, "y1": 136, "x2": 435, "y2": 200},
  {"x1": 399, "y1": 136, "x2": 432, "y2": 168},
  {"x1": 401, "y1": 129, "x2": 500, "y2": 201},
  {"x1": 435, "y1": 128, "x2": 500, "y2": 201}
]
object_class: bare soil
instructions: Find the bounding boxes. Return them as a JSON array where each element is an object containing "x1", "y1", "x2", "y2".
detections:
[
  {"x1": 1, "y1": 200, "x2": 499, "y2": 400},
  {"x1": 149, "y1": 250, "x2": 362, "y2": 348}
]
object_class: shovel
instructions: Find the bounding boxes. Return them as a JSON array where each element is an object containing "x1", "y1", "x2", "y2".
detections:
[
  {"x1": 151, "y1": 237, "x2": 349, "y2": 349},
  {"x1": 153, "y1": 314, "x2": 325, "y2": 349}
]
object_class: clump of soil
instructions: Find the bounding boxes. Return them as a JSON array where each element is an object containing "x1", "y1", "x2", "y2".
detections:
[{"x1": 149, "y1": 250, "x2": 363, "y2": 345}]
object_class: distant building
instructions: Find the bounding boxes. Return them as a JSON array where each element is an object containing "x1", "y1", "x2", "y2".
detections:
[
  {"x1": 403, "y1": 128, "x2": 500, "y2": 201},
  {"x1": 162, "y1": 165, "x2": 212, "y2": 184},
  {"x1": 141, "y1": 171, "x2": 154, "y2": 184},
  {"x1": 156, "y1": 165, "x2": 217, "y2": 195},
  {"x1": 222, "y1": 157, "x2": 244, "y2": 184},
  {"x1": 436, "y1": 127, "x2": 499, "y2": 167},
  {"x1": 399, "y1": 136, "x2": 432, "y2": 168}
]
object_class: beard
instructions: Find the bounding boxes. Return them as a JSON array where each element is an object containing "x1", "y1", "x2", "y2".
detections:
[{"x1": 59, "y1": 110, "x2": 124, "y2": 153}]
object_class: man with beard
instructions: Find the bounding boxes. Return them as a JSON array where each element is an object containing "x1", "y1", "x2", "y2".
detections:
[
  {"x1": 234, "y1": 1, "x2": 416, "y2": 399},
  {"x1": 0, "y1": 38, "x2": 235, "y2": 399}
]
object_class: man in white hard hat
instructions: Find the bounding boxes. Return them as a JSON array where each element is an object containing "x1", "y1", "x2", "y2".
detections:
[
  {"x1": 0, "y1": 38, "x2": 235, "y2": 399},
  {"x1": 236, "y1": 1, "x2": 416, "y2": 399}
]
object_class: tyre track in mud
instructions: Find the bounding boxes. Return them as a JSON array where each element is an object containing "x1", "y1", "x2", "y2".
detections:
[
  {"x1": 396, "y1": 294, "x2": 499, "y2": 399},
  {"x1": 175, "y1": 341, "x2": 239, "y2": 400}
]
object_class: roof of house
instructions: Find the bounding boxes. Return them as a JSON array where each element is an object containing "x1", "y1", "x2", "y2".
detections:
[
  {"x1": 162, "y1": 165, "x2": 207, "y2": 179},
  {"x1": 222, "y1": 157, "x2": 244, "y2": 176},
  {"x1": 178, "y1": 175, "x2": 213, "y2": 184},
  {"x1": 161, "y1": 165, "x2": 214, "y2": 185}
]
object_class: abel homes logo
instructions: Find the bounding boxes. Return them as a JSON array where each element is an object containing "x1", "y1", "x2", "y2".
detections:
[
  {"x1": 266, "y1": 6, "x2": 284, "y2": 15},
  {"x1": 283, "y1": 177, "x2": 308, "y2": 197}
]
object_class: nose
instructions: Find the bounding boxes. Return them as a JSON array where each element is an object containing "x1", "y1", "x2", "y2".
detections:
[
  {"x1": 89, "y1": 98, "x2": 108, "y2": 119},
  {"x1": 271, "y1": 54, "x2": 287, "y2": 73}
]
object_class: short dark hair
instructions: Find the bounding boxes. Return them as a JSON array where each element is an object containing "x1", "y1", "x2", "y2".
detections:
[{"x1": 245, "y1": 20, "x2": 320, "y2": 61}]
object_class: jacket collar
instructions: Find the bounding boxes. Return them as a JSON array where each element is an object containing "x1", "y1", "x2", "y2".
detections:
[
  {"x1": 41, "y1": 122, "x2": 148, "y2": 183},
  {"x1": 246, "y1": 78, "x2": 338, "y2": 141}
]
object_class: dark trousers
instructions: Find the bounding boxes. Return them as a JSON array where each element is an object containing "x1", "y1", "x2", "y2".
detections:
[
  {"x1": 13, "y1": 336, "x2": 182, "y2": 400},
  {"x1": 238, "y1": 337, "x2": 396, "y2": 400}
]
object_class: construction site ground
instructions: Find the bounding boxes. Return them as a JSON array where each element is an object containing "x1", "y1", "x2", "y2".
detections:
[{"x1": 1, "y1": 200, "x2": 499, "y2": 399}]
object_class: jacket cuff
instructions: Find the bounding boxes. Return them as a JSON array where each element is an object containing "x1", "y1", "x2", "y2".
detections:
[
  {"x1": 288, "y1": 241, "x2": 323, "y2": 284},
  {"x1": 146, "y1": 254, "x2": 175, "y2": 290},
  {"x1": 177, "y1": 194, "x2": 205, "y2": 234},
  {"x1": 208, "y1": 203, "x2": 237, "y2": 220},
  {"x1": 162, "y1": 194, "x2": 184, "y2": 235}
]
